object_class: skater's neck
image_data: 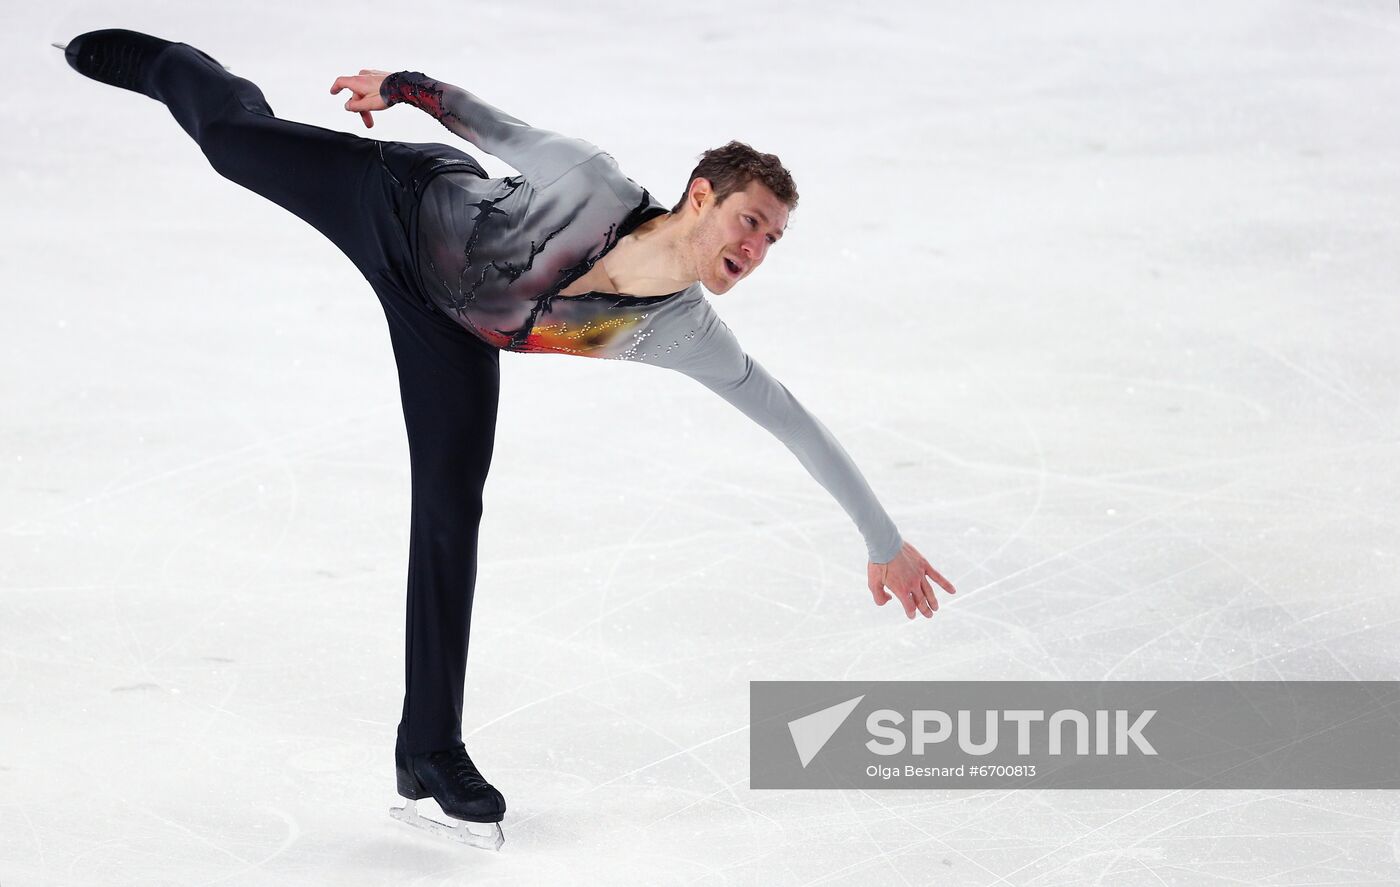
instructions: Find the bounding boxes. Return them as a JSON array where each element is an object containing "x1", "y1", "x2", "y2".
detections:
[{"x1": 559, "y1": 212, "x2": 697, "y2": 298}]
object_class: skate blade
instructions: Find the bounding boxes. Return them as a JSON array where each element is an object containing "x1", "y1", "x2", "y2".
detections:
[{"x1": 389, "y1": 798, "x2": 504, "y2": 851}]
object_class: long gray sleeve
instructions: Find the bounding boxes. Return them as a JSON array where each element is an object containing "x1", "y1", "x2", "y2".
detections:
[
  {"x1": 381, "y1": 71, "x2": 604, "y2": 188},
  {"x1": 651, "y1": 304, "x2": 905, "y2": 564}
]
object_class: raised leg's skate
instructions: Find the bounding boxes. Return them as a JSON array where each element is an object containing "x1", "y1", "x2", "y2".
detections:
[
  {"x1": 391, "y1": 745, "x2": 507, "y2": 851},
  {"x1": 52, "y1": 28, "x2": 230, "y2": 94}
]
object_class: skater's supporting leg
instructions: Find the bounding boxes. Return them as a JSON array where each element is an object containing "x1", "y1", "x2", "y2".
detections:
[{"x1": 374, "y1": 286, "x2": 501, "y2": 756}]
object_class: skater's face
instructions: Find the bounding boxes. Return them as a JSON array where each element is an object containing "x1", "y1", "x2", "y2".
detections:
[{"x1": 687, "y1": 178, "x2": 788, "y2": 295}]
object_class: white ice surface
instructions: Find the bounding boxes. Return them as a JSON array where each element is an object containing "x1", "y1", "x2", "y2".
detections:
[{"x1": 5, "y1": 1, "x2": 1400, "y2": 884}]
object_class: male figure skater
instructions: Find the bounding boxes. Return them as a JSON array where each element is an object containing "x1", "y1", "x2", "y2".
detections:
[{"x1": 57, "y1": 29, "x2": 957, "y2": 849}]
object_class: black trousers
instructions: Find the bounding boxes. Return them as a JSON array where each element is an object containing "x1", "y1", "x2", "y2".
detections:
[{"x1": 146, "y1": 44, "x2": 498, "y2": 755}]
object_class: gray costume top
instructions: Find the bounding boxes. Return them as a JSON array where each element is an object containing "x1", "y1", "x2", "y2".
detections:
[{"x1": 381, "y1": 72, "x2": 903, "y2": 563}]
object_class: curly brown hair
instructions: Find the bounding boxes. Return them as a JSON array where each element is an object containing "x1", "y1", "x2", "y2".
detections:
[{"x1": 670, "y1": 140, "x2": 799, "y2": 214}]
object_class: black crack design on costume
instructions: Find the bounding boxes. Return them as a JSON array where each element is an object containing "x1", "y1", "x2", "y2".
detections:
[
  {"x1": 497, "y1": 221, "x2": 621, "y2": 348},
  {"x1": 450, "y1": 218, "x2": 567, "y2": 320},
  {"x1": 461, "y1": 184, "x2": 520, "y2": 272},
  {"x1": 495, "y1": 189, "x2": 667, "y2": 349},
  {"x1": 494, "y1": 222, "x2": 566, "y2": 286},
  {"x1": 446, "y1": 263, "x2": 492, "y2": 317},
  {"x1": 435, "y1": 177, "x2": 527, "y2": 318},
  {"x1": 564, "y1": 292, "x2": 673, "y2": 307},
  {"x1": 449, "y1": 194, "x2": 512, "y2": 306}
]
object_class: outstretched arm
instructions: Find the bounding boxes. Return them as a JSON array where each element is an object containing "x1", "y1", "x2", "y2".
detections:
[
  {"x1": 329, "y1": 68, "x2": 603, "y2": 187},
  {"x1": 673, "y1": 320, "x2": 956, "y2": 619}
]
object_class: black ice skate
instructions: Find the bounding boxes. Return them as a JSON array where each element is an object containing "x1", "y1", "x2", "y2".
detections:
[
  {"x1": 51, "y1": 29, "x2": 230, "y2": 96},
  {"x1": 390, "y1": 745, "x2": 507, "y2": 851}
]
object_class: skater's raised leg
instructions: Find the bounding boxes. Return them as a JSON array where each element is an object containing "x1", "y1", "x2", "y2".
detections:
[{"x1": 63, "y1": 28, "x2": 402, "y2": 277}]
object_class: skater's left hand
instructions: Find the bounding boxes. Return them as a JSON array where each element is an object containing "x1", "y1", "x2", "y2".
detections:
[
  {"x1": 330, "y1": 69, "x2": 391, "y2": 128},
  {"x1": 867, "y1": 541, "x2": 957, "y2": 620}
]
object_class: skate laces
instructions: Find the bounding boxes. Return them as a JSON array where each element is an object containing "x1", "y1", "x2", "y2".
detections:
[{"x1": 428, "y1": 748, "x2": 492, "y2": 792}]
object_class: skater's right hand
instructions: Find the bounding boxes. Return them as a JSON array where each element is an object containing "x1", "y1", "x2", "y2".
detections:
[{"x1": 330, "y1": 69, "x2": 391, "y2": 128}]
